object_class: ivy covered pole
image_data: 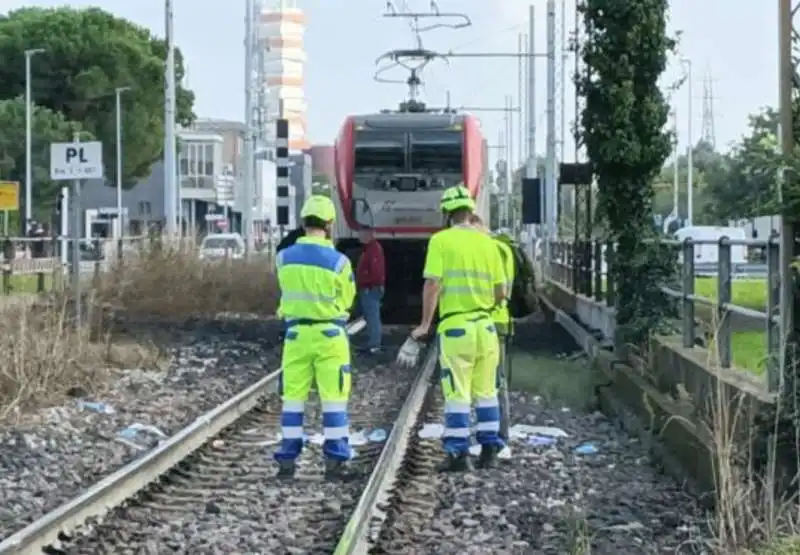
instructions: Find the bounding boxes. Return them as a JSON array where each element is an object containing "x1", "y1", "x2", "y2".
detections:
[
  {"x1": 577, "y1": 0, "x2": 675, "y2": 345},
  {"x1": 778, "y1": 0, "x2": 796, "y2": 393}
]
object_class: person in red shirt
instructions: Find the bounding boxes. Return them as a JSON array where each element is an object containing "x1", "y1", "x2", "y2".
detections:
[{"x1": 355, "y1": 228, "x2": 385, "y2": 353}]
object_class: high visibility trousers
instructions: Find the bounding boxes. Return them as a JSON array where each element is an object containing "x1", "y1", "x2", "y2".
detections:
[
  {"x1": 274, "y1": 323, "x2": 352, "y2": 462},
  {"x1": 438, "y1": 313, "x2": 504, "y2": 455}
]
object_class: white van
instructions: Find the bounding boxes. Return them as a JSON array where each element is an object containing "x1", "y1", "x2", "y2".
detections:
[{"x1": 673, "y1": 226, "x2": 747, "y2": 265}]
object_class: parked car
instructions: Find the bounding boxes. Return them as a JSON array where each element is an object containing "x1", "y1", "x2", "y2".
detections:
[
  {"x1": 199, "y1": 233, "x2": 245, "y2": 261},
  {"x1": 67, "y1": 240, "x2": 105, "y2": 263}
]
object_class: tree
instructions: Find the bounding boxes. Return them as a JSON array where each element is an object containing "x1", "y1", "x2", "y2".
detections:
[
  {"x1": 651, "y1": 141, "x2": 722, "y2": 224},
  {"x1": 0, "y1": 97, "x2": 94, "y2": 217},
  {"x1": 703, "y1": 109, "x2": 781, "y2": 222},
  {"x1": 578, "y1": 0, "x2": 675, "y2": 344},
  {"x1": 0, "y1": 7, "x2": 195, "y2": 189}
]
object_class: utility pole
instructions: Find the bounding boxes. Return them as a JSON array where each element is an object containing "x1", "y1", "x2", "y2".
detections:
[
  {"x1": 526, "y1": 6, "x2": 537, "y2": 178},
  {"x1": 527, "y1": 5, "x2": 538, "y2": 244},
  {"x1": 24, "y1": 48, "x2": 44, "y2": 234},
  {"x1": 518, "y1": 33, "x2": 526, "y2": 163},
  {"x1": 546, "y1": 0, "x2": 557, "y2": 243},
  {"x1": 506, "y1": 94, "x2": 514, "y2": 228},
  {"x1": 559, "y1": 0, "x2": 567, "y2": 164},
  {"x1": 682, "y1": 58, "x2": 694, "y2": 226},
  {"x1": 778, "y1": 0, "x2": 797, "y2": 391},
  {"x1": 462, "y1": 104, "x2": 520, "y2": 229},
  {"x1": 243, "y1": 0, "x2": 255, "y2": 252},
  {"x1": 115, "y1": 86, "x2": 131, "y2": 239},
  {"x1": 163, "y1": 0, "x2": 177, "y2": 236}
]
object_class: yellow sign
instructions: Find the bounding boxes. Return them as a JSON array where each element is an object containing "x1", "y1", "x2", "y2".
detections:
[{"x1": 0, "y1": 181, "x2": 18, "y2": 211}]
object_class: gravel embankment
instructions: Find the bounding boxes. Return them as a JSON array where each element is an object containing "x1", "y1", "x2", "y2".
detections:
[
  {"x1": 403, "y1": 319, "x2": 711, "y2": 554},
  {"x1": 0, "y1": 317, "x2": 283, "y2": 540},
  {"x1": 410, "y1": 390, "x2": 710, "y2": 554}
]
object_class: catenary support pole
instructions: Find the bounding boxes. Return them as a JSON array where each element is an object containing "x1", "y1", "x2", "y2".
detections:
[
  {"x1": 243, "y1": 0, "x2": 255, "y2": 253},
  {"x1": 546, "y1": 0, "x2": 557, "y2": 246},
  {"x1": 164, "y1": 0, "x2": 177, "y2": 235},
  {"x1": 684, "y1": 59, "x2": 694, "y2": 226}
]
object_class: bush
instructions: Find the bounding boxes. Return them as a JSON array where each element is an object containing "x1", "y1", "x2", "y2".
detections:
[
  {"x1": 0, "y1": 236, "x2": 279, "y2": 419},
  {"x1": 0, "y1": 295, "x2": 163, "y2": 419},
  {"x1": 95, "y1": 237, "x2": 279, "y2": 318}
]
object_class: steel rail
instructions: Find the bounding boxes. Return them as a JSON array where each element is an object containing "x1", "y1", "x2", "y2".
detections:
[
  {"x1": 333, "y1": 342, "x2": 439, "y2": 554},
  {"x1": 0, "y1": 318, "x2": 365, "y2": 555}
]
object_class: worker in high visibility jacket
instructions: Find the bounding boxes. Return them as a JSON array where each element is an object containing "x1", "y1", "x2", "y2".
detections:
[
  {"x1": 273, "y1": 195, "x2": 356, "y2": 480},
  {"x1": 469, "y1": 214, "x2": 514, "y2": 443},
  {"x1": 411, "y1": 185, "x2": 507, "y2": 471}
]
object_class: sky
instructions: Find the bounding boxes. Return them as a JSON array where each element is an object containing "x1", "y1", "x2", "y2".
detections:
[{"x1": 3, "y1": 0, "x2": 781, "y2": 166}]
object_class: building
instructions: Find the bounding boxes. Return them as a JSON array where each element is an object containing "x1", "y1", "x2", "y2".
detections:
[
  {"x1": 306, "y1": 144, "x2": 335, "y2": 183},
  {"x1": 258, "y1": 0, "x2": 308, "y2": 152},
  {"x1": 79, "y1": 120, "x2": 249, "y2": 237}
]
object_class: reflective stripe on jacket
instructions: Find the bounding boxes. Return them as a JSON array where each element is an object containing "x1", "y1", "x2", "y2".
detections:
[{"x1": 276, "y1": 236, "x2": 355, "y2": 321}]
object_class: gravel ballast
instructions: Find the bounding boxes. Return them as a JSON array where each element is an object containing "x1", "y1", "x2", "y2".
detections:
[
  {"x1": 407, "y1": 390, "x2": 710, "y2": 554},
  {"x1": 0, "y1": 318, "x2": 283, "y2": 540},
  {"x1": 63, "y1": 330, "x2": 416, "y2": 553}
]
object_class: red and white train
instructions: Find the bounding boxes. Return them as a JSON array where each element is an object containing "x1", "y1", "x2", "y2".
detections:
[{"x1": 332, "y1": 103, "x2": 490, "y2": 315}]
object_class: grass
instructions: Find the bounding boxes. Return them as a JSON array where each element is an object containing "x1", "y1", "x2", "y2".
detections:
[
  {"x1": 596, "y1": 277, "x2": 768, "y2": 311},
  {"x1": 753, "y1": 537, "x2": 800, "y2": 554},
  {"x1": 730, "y1": 331, "x2": 770, "y2": 374},
  {"x1": 2, "y1": 273, "x2": 54, "y2": 295},
  {"x1": 693, "y1": 277, "x2": 767, "y2": 311},
  {"x1": 0, "y1": 236, "x2": 279, "y2": 420},
  {"x1": 508, "y1": 348, "x2": 595, "y2": 410}
]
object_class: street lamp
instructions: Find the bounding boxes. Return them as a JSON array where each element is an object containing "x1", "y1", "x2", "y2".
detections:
[
  {"x1": 681, "y1": 57, "x2": 693, "y2": 226},
  {"x1": 115, "y1": 86, "x2": 131, "y2": 238},
  {"x1": 24, "y1": 47, "x2": 45, "y2": 234}
]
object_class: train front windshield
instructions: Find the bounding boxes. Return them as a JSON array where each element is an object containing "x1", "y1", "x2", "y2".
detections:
[
  {"x1": 353, "y1": 127, "x2": 464, "y2": 175},
  {"x1": 409, "y1": 129, "x2": 463, "y2": 173},
  {"x1": 354, "y1": 129, "x2": 405, "y2": 172}
]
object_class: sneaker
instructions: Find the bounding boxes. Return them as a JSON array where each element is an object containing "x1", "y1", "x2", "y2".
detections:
[
  {"x1": 439, "y1": 452, "x2": 473, "y2": 473},
  {"x1": 276, "y1": 459, "x2": 296, "y2": 479}
]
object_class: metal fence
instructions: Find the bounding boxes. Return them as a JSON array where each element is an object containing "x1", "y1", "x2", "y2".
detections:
[
  {"x1": 547, "y1": 236, "x2": 783, "y2": 392},
  {"x1": 0, "y1": 235, "x2": 152, "y2": 296}
]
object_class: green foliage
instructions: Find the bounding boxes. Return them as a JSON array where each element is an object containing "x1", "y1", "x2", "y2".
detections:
[
  {"x1": 703, "y1": 109, "x2": 782, "y2": 222},
  {"x1": 0, "y1": 7, "x2": 195, "y2": 199},
  {"x1": 0, "y1": 97, "x2": 94, "y2": 217},
  {"x1": 652, "y1": 140, "x2": 719, "y2": 223},
  {"x1": 577, "y1": 0, "x2": 675, "y2": 344}
]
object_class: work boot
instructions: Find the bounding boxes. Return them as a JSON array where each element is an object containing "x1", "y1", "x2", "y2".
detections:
[
  {"x1": 324, "y1": 459, "x2": 354, "y2": 482},
  {"x1": 439, "y1": 452, "x2": 473, "y2": 473},
  {"x1": 477, "y1": 445, "x2": 500, "y2": 469},
  {"x1": 276, "y1": 459, "x2": 296, "y2": 479}
]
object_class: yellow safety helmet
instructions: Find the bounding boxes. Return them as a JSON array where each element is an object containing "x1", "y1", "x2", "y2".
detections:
[
  {"x1": 300, "y1": 195, "x2": 336, "y2": 222},
  {"x1": 440, "y1": 184, "x2": 475, "y2": 213}
]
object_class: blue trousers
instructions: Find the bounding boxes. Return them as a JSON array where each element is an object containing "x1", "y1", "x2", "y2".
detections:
[{"x1": 359, "y1": 287, "x2": 383, "y2": 349}]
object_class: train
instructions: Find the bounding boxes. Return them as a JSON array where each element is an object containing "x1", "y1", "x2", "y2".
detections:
[{"x1": 331, "y1": 100, "x2": 490, "y2": 319}]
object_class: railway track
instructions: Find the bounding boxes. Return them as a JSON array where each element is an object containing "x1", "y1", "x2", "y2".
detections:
[{"x1": 0, "y1": 320, "x2": 444, "y2": 554}]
